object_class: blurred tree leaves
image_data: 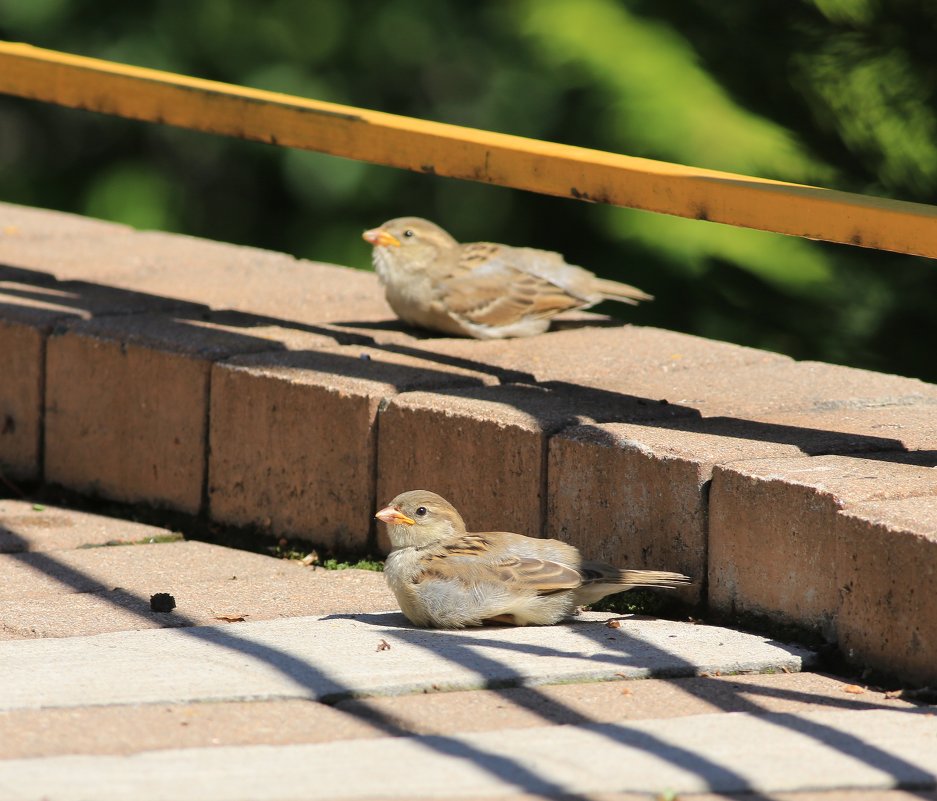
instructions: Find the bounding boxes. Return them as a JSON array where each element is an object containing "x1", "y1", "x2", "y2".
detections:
[{"x1": 0, "y1": 0, "x2": 935, "y2": 381}]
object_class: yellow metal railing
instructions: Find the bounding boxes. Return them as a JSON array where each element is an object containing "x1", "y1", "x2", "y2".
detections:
[{"x1": 2, "y1": 42, "x2": 936, "y2": 260}]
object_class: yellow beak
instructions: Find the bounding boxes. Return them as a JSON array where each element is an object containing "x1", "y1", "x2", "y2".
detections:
[
  {"x1": 375, "y1": 505, "x2": 415, "y2": 526},
  {"x1": 362, "y1": 228, "x2": 401, "y2": 248}
]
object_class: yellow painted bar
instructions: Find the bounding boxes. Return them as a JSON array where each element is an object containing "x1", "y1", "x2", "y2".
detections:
[{"x1": 1, "y1": 42, "x2": 936, "y2": 259}]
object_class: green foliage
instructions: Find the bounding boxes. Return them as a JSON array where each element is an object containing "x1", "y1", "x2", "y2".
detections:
[
  {"x1": 587, "y1": 588, "x2": 681, "y2": 618},
  {"x1": 321, "y1": 557, "x2": 384, "y2": 572},
  {"x1": 1, "y1": 0, "x2": 935, "y2": 381}
]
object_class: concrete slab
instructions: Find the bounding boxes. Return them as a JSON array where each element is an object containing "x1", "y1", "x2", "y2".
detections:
[
  {"x1": 0, "y1": 708, "x2": 934, "y2": 800},
  {"x1": 0, "y1": 612, "x2": 815, "y2": 711}
]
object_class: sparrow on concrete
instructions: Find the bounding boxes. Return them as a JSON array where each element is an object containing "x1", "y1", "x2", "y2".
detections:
[
  {"x1": 374, "y1": 490, "x2": 690, "y2": 628},
  {"x1": 362, "y1": 217, "x2": 652, "y2": 339}
]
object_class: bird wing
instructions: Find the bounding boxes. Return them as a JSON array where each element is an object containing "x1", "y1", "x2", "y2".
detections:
[
  {"x1": 417, "y1": 535, "x2": 583, "y2": 595},
  {"x1": 493, "y1": 554, "x2": 584, "y2": 594},
  {"x1": 438, "y1": 243, "x2": 586, "y2": 327}
]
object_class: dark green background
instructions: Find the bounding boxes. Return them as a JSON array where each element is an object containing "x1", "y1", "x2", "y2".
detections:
[{"x1": 2, "y1": 0, "x2": 935, "y2": 381}]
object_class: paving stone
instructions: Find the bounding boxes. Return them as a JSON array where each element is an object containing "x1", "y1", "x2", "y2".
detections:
[
  {"x1": 0, "y1": 202, "x2": 132, "y2": 280},
  {"x1": 0, "y1": 671, "x2": 913, "y2": 760},
  {"x1": 0, "y1": 566, "x2": 393, "y2": 640},
  {"x1": 0, "y1": 277, "x2": 195, "y2": 482},
  {"x1": 763, "y1": 403, "x2": 937, "y2": 454},
  {"x1": 630, "y1": 360, "x2": 937, "y2": 417},
  {"x1": 0, "y1": 541, "x2": 392, "y2": 638},
  {"x1": 0, "y1": 698, "x2": 385, "y2": 759},
  {"x1": 400, "y1": 334, "x2": 934, "y2": 421},
  {"x1": 546, "y1": 417, "x2": 901, "y2": 603},
  {"x1": 1, "y1": 201, "x2": 130, "y2": 234},
  {"x1": 0, "y1": 499, "x2": 172, "y2": 553},
  {"x1": 551, "y1": 357, "x2": 937, "y2": 420},
  {"x1": 708, "y1": 455, "x2": 937, "y2": 678},
  {"x1": 208, "y1": 347, "x2": 495, "y2": 552},
  {"x1": 0, "y1": 612, "x2": 815, "y2": 711},
  {"x1": 390, "y1": 324, "x2": 789, "y2": 388},
  {"x1": 1, "y1": 708, "x2": 933, "y2": 800},
  {"x1": 336, "y1": 670, "x2": 917, "y2": 738},
  {"x1": 0, "y1": 540, "x2": 297, "y2": 600},
  {"x1": 376, "y1": 383, "x2": 699, "y2": 551},
  {"x1": 0, "y1": 202, "x2": 395, "y2": 328}
]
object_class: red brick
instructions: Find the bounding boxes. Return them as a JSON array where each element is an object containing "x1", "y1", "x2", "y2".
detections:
[
  {"x1": 835, "y1": 495, "x2": 937, "y2": 685},
  {"x1": 0, "y1": 319, "x2": 43, "y2": 481},
  {"x1": 376, "y1": 383, "x2": 698, "y2": 552},
  {"x1": 546, "y1": 416, "x2": 900, "y2": 603},
  {"x1": 44, "y1": 311, "x2": 294, "y2": 513},
  {"x1": 209, "y1": 346, "x2": 494, "y2": 552},
  {"x1": 0, "y1": 277, "x2": 192, "y2": 482},
  {"x1": 709, "y1": 454, "x2": 937, "y2": 634}
]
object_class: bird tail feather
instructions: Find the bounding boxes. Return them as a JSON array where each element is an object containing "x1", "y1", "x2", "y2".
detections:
[
  {"x1": 610, "y1": 569, "x2": 691, "y2": 588},
  {"x1": 592, "y1": 277, "x2": 654, "y2": 305}
]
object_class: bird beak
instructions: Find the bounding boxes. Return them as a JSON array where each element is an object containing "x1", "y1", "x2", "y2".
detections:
[
  {"x1": 362, "y1": 227, "x2": 401, "y2": 248},
  {"x1": 375, "y1": 505, "x2": 415, "y2": 526}
]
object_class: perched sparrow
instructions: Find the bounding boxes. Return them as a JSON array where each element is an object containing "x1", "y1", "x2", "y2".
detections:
[
  {"x1": 362, "y1": 217, "x2": 652, "y2": 339},
  {"x1": 375, "y1": 490, "x2": 690, "y2": 628}
]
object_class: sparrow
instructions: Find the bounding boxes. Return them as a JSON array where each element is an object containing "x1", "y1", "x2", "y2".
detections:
[
  {"x1": 374, "y1": 490, "x2": 690, "y2": 628},
  {"x1": 362, "y1": 217, "x2": 652, "y2": 339}
]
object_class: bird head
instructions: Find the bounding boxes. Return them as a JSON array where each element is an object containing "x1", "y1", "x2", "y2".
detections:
[
  {"x1": 375, "y1": 489, "x2": 466, "y2": 549},
  {"x1": 362, "y1": 217, "x2": 458, "y2": 273}
]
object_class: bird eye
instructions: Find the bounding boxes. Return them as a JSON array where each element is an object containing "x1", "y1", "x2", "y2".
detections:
[
  {"x1": 403, "y1": 229, "x2": 414, "y2": 238},
  {"x1": 415, "y1": 506, "x2": 427, "y2": 517}
]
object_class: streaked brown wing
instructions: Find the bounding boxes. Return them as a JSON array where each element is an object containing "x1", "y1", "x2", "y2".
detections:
[
  {"x1": 493, "y1": 555, "x2": 582, "y2": 594},
  {"x1": 441, "y1": 248, "x2": 583, "y2": 327},
  {"x1": 415, "y1": 536, "x2": 582, "y2": 595}
]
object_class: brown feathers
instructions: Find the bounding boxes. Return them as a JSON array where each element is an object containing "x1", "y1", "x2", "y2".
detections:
[
  {"x1": 363, "y1": 217, "x2": 652, "y2": 339},
  {"x1": 375, "y1": 490, "x2": 690, "y2": 628}
]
